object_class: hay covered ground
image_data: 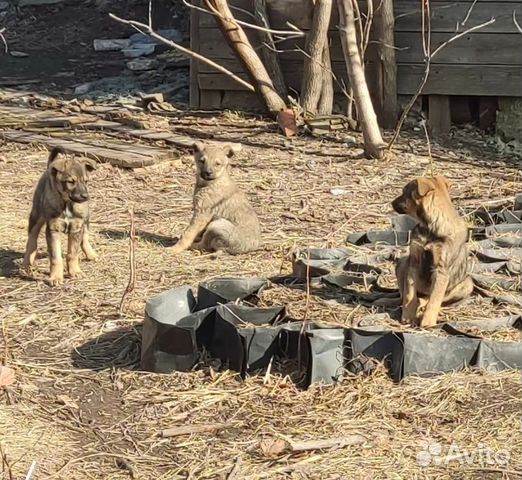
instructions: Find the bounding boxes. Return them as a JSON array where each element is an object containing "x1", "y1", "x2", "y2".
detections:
[{"x1": 0, "y1": 112, "x2": 521, "y2": 479}]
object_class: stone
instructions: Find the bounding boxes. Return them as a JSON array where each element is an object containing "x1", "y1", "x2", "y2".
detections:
[
  {"x1": 93, "y1": 38, "x2": 130, "y2": 52},
  {"x1": 19, "y1": 0, "x2": 63, "y2": 5},
  {"x1": 122, "y1": 43, "x2": 155, "y2": 58},
  {"x1": 126, "y1": 58, "x2": 158, "y2": 71},
  {"x1": 129, "y1": 28, "x2": 183, "y2": 45},
  {"x1": 496, "y1": 97, "x2": 522, "y2": 143},
  {"x1": 10, "y1": 51, "x2": 29, "y2": 58},
  {"x1": 74, "y1": 82, "x2": 92, "y2": 95},
  {"x1": 0, "y1": 2, "x2": 9, "y2": 11}
]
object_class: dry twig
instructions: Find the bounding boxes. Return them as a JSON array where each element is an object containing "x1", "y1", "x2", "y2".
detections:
[{"x1": 119, "y1": 207, "x2": 137, "y2": 315}]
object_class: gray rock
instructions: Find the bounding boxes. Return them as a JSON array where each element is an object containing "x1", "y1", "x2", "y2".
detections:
[
  {"x1": 93, "y1": 38, "x2": 130, "y2": 52},
  {"x1": 129, "y1": 29, "x2": 183, "y2": 45},
  {"x1": 10, "y1": 51, "x2": 29, "y2": 58},
  {"x1": 74, "y1": 82, "x2": 92, "y2": 95},
  {"x1": 19, "y1": 0, "x2": 63, "y2": 5},
  {"x1": 126, "y1": 58, "x2": 158, "y2": 71},
  {"x1": 0, "y1": 2, "x2": 9, "y2": 11},
  {"x1": 122, "y1": 43, "x2": 155, "y2": 58}
]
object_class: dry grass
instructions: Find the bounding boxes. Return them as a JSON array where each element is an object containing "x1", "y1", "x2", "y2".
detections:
[{"x1": 0, "y1": 111, "x2": 521, "y2": 479}]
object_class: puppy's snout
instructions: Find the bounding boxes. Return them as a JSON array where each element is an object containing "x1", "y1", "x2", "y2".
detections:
[
  {"x1": 72, "y1": 191, "x2": 89, "y2": 202},
  {"x1": 392, "y1": 197, "x2": 404, "y2": 214},
  {"x1": 202, "y1": 169, "x2": 215, "y2": 179}
]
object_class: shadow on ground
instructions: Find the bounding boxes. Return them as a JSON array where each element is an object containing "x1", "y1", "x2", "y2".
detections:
[
  {"x1": 71, "y1": 325, "x2": 142, "y2": 370},
  {"x1": 100, "y1": 228, "x2": 177, "y2": 247},
  {"x1": 0, "y1": 248, "x2": 23, "y2": 278}
]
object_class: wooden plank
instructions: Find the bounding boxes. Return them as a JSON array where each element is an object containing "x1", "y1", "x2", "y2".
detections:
[
  {"x1": 429, "y1": 95, "x2": 451, "y2": 136},
  {"x1": 397, "y1": 64, "x2": 522, "y2": 96},
  {"x1": 190, "y1": 0, "x2": 201, "y2": 108},
  {"x1": 198, "y1": 28, "x2": 522, "y2": 65},
  {"x1": 198, "y1": 70, "x2": 349, "y2": 92},
  {"x1": 395, "y1": 1, "x2": 522, "y2": 34},
  {"x1": 199, "y1": 0, "x2": 521, "y2": 32},
  {"x1": 0, "y1": 130, "x2": 160, "y2": 168},
  {"x1": 198, "y1": 63, "x2": 522, "y2": 96}
]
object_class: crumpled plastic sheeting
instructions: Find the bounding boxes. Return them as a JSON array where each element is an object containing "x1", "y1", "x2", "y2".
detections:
[{"x1": 141, "y1": 276, "x2": 522, "y2": 387}]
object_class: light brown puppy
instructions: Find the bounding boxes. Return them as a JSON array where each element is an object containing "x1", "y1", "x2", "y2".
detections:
[
  {"x1": 171, "y1": 142, "x2": 261, "y2": 255},
  {"x1": 392, "y1": 176, "x2": 473, "y2": 327},
  {"x1": 22, "y1": 148, "x2": 97, "y2": 286}
]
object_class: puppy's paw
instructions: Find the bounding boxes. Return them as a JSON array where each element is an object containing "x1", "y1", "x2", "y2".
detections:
[
  {"x1": 85, "y1": 251, "x2": 98, "y2": 262},
  {"x1": 400, "y1": 310, "x2": 418, "y2": 325},
  {"x1": 419, "y1": 313, "x2": 438, "y2": 328},
  {"x1": 48, "y1": 274, "x2": 64, "y2": 287},
  {"x1": 68, "y1": 267, "x2": 85, "y2": 279}
]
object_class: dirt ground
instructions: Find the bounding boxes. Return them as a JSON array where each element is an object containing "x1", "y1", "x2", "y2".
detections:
[
  {"x1": 0, "y1": 105, "x2": 521, "y2": 479},
  {"x1": 0, "y1": 0, "x2": 189, "y2": 99},
  {"x1": 0, "y1": 2, "x2": 521, "y2": 479}
]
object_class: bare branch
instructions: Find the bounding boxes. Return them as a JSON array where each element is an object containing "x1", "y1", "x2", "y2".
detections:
[
  {"x1": 430, "y1": 17, "x2": 495, "y2": 59},
  {"x1": 182, "y1": 0, "x2": 305, "y2": 37},
  {"x1": 109, "y1": 12, "x2": 255, "y2": 92},
  {"x1": 388, "y1": 16, "x2": 496, "y2": 149},
  {"x1": 0, "y1": 28, "x2": 7, "y2": 54},
  {"x1": 460, "y1": 0, "x2": 478, "y2": 27},
  {"x1": 514, "y1": 11, "x2": 522, "y2": 34}
]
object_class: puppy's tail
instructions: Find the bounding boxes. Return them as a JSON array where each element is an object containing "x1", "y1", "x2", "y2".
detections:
[{"x1": 47, "y1": 147, "x2": 65, "y2": 165}]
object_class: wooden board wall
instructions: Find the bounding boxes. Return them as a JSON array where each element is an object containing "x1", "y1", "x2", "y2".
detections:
[{"x1": 190, "y1": 0, "x2": 522, "y2": 109}]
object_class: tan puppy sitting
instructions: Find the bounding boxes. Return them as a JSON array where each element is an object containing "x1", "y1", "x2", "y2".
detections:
[
  {"x1": 22, "y1": 147, "x2": 97, "y2": 286},
  {"x1": 171, "y1": 142, "x2": 261, "y2": 255},
  {"x1": 392, "y1": 176, "x2": 473, "y2": 327}
]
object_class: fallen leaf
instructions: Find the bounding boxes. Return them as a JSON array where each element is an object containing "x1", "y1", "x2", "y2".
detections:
[
  {"x1": 277, "y1": 108, "x2": 298, "y2": 138},
  {"x1": 259, "y1": 438, "x2": 289, "y2": 458},
  {"x1": 0, "y1": 365, "x2": 15, "y2": 387}
]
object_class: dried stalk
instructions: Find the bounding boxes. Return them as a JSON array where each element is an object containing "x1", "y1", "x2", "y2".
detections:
[{"x1": 119, "y1": 208, "x2": 136, "y2": 315}]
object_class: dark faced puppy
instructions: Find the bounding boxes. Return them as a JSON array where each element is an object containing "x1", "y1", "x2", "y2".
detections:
[
  {"x1": 392, "y1": 176, "x2": 473, "y2": 327},
  {"x1": 22, "y1": 148, "x2": 98, "y2": 286}
]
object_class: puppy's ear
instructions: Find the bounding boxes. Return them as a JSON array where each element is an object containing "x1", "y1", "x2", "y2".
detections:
[
  {"x1": 434, "y1": 175, "x2": 450, "y2": 191},
  {"x1": 82, "y1": 158, "x2": 97, "y2": 173},
  {"x1": 49, "y1": 157, "x2": 67, "y2": 177},
  {"x1": 192, "y1": 141, "x2": 205, "y2": 154},
  {"x1": 416, "y1": 177, "x2": 435, "y2": 197},
  {"x1": 47, "y1": 147, "x2": 63, "y2": 165},
  {"x1": 225, "y1": 143, "x2": 242, "y2": 158}
]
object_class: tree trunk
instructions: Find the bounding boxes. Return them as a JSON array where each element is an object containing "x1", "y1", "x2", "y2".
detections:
[
  {"x1": 317, "y1": 42, "x2": 334, "y2": 115},
  {"x1": 205, "y1": 0, "x2": 286, "y2": 115},
  {"x1": 370, "y1": 0, "x2": 397, "y2": 128},
  {"x1": 300, "y1": 0, "x2": 333, "y2": 116},
  {"x1": 337, "y1": 0, "x2": 385, "y2": 158},
  {"x1": 253, "y1": 0, "x2": 288, "y2": 101}
]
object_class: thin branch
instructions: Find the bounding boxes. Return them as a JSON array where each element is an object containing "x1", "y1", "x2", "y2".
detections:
[
  {"x1": 388, "y1": 16, "x2": 496, "y2": 149},
  {"x1": 431, "y1": 17, "x2": 495, "y2": 58},
  {"x1": 183, "y1": 0, "x2": 304, "y2": 36},
  {"x1": 109, "y1": 13, "x2": 255, "y2": 92},
  {"x1": 460, "y1": 0, "x2": 478, "y2": 27},
  {"x1": 513, "y1": 11, "x2": 522, "y2": 34},
  {"x1": 119, "y1": 208, "x2": 136, "y2": 315},
  {"x1": 0, "y1": 28, "x2": 7, "y2": 54},
  {"x1": 148, "y1": 0, "x2": 152, "y2": 29}
]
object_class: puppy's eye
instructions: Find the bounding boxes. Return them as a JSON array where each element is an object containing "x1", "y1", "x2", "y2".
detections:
[
  {"x1": 66, "y1": 179, "x2": 76, "y2": 186},
  {"x1": 215, "y1": 161, "x2": 222, "y2": 166}
]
